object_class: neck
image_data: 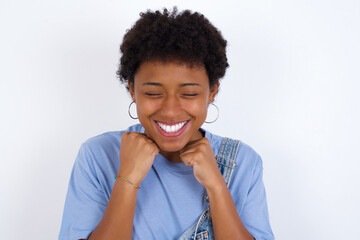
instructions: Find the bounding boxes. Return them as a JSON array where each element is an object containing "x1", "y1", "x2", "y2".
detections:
[{"x1": 160, "y1": 150, "x2": 182, "y2": 163}]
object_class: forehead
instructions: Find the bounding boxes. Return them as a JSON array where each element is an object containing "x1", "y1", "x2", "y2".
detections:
[{"x1": 134, "y1": 61, "x2": 209, "y2": 87}]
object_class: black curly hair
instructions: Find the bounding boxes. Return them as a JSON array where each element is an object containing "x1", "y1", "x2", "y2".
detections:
[{"x1": 117, "y1": 7, "x2": 229, "y2": 91}]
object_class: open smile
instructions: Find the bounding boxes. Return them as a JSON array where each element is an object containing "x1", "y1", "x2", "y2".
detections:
[{"x1": 154, "y1": 120, "x2": 190, "y2": 137}]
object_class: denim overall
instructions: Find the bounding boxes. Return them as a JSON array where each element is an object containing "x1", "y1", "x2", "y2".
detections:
[{"x1": 178, "y1": 137, "x2": 240, "y2": 240}]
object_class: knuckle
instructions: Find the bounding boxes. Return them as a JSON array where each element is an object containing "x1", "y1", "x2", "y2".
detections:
[
  {"x1": 202, "y1": 138, "x2": 210, "y2": 144},
  {"x1": 144, "y1": 143, "x2": 154, "y2": 151},
  {"x1": 127, "y1": 132, "x2": 135, "y2": 137},
  {"x1": 199, "y1": 144, "x2": 207, "y2": 151},
  {"x1": 195, "y1": 152, "x2": 202, "y2": 158},
  {"x1": 121, "y1": 132, "x2": 129, "y2": 139}
]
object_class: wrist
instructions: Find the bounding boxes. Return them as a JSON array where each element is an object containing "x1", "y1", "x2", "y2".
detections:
[
  {"x1": 115, "y1": 175, "x2": 141, "y2": 189},
  {"x1": 117, "y1": 170, "x2": 143, "y2": 186},
  {"x1": 116, "y1": 172, "x2": 143, "y2": 186},
  {"x1": 114, "y1": 176, "x2": 141, "y2": 193},
  {"x1": 204, "y1": 175, "x2": 227, "y2": 194}
]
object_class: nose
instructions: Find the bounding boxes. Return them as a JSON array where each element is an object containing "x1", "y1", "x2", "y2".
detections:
[{"x1": 160, "y1": 94, "x2": 182, "y2": 118}]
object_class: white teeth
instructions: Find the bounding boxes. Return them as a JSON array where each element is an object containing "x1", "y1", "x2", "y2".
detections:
[
  {"x1": 157, "y1": 121, "x2": 187, "y2": 133},
  {"x1": 166, "y1": 125, "x2": 171, "y2": 132}
]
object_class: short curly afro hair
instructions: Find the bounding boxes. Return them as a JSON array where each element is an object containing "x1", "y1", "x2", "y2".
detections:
[{"x1": 117, "y1": 7, "x2": 229, "y2": 91}]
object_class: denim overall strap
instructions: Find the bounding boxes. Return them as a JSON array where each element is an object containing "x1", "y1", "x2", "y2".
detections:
[
  {"x1": 178, "y1": 137, "x2": 240, "y2": 240},
  {"x1": 203, "y1": 137, "x2": 239, "y2": 203}
]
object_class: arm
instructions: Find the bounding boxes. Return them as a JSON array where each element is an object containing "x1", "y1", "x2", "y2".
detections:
[
  {"x1": 179, "y1": 138, "x2": 256, "y2": 239},
  {"x1": 207, "y1": 178, "x2": 254, "y2": 240},
  {"x1": 87, "y1": 178, "x2": 138, "y2": 240},
  {"x1": 87, "y1": 132, "x2": 159, "y2": 240},
  {"x1": 60, "y1": 132, "x2": 159, "y2": 240}
]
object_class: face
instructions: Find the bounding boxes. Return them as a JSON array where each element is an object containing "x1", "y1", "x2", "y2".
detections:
[{"x1": 129, "y1": 61, "x2": 218, "y2": 153}]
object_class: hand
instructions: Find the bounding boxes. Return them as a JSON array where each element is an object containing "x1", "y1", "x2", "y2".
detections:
[
  {"x1": 117, "y1": 132, "x2": 160, "y2": 185},
  {"x1": 179, "y1": 138, "x2": 224, "y2": 190}
]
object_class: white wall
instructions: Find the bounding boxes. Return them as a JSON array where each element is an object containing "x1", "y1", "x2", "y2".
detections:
[{"x1": 1, "y1": 0, "x2": 359, "y2": 239}]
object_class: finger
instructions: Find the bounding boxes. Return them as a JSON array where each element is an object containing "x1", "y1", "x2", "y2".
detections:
[
  {"x1": 179, "y1": 152, "x2": 197, "y2": 165},
  {"x1": 147, "y1": 142, "x2": 160, "y2": 155},
  {"x1": 137, "y1": 133, "x2": 160, "y2": 148},
  {"x1": 180, "y1": 141, "x2": 208, "y2": 155},
  {"x1": 185, "y1": 160, "x2": 198, "y2": 167},
  {"x1": 179, "y1": 146, "x2": 198, "y2": 156},
  {"x1": 140, "y1": 132, "x2": 157, "y2": 142},
  {"x1": 153, "y1": 147, "x2": 160, "y2": 156},
  {"x1": 185, "y1": 161, "x2": 193, "y2": 167},
  {"x1": 185, "y1": 137, "x2": 210, "y2": 150},
  {"x1": 180, "y1": 140, "x2": 203, "y2": 154},
  {"x1": 143, "y1": 135, "x2": 161, "y2": 150},
  {"x1": 184, "y1": 138, "x2": 203, "y2": 148},
  {"x1": 179, "y1": 149, "x2": 196, "y2": 159}
]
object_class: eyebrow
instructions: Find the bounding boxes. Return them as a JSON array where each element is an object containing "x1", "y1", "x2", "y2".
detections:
[
  {"x1": 142, "y1": 82, "x2": 200, "y2": 87},
  {"x1": 179, "y1": 83, "x2": 200, "y2": 87}
]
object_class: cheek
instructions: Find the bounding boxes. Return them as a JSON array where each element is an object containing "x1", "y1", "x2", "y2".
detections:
[
  {"x1": 183, "y1": 99, "x2": 208, "y2": 116},
  {"x1": 136, "y1": 99, "x2": 161, "y2": 117}
]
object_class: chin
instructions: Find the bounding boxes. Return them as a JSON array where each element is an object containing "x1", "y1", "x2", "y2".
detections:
[{"x1": 157, "y1": 141, "x2": 187, "y2": 152}]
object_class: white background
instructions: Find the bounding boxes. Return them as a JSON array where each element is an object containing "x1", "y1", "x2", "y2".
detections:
[{"x1": 1, "y1": 0, "x2": 359, "y2": 239}]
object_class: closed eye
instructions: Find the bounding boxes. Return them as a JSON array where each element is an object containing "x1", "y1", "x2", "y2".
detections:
[
  {"x1": 182, "y1": 93, "x2": 198, "y2": 97},
  {"x1": 145, "y1": 93, "x2": 161, "y2": 95}
]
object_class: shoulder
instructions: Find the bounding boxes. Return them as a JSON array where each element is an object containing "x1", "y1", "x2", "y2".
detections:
[
  {"x1": 81, "y1": 124, "x2": 144, "y2": 151},
  {"x1": 204, "y1": 129, "x2": 263, "y2": 171},
  {"x1": 75, "y1": 124, "x2": 144, "y2": 169},
  {"x1": 237, "y1": 141, "x2": 263, "y2": 170}
]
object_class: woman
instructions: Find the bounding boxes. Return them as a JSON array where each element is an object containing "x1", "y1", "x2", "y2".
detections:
[{"x1": 59, "y1": 8, "x2": 274, "y2": 240}]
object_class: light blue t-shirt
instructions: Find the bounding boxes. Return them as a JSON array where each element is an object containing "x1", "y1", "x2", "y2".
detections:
[{"x1": 59, "y1": 124, "x2": 274, "y2": 240}]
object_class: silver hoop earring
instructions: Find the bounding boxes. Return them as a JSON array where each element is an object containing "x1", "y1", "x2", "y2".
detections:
[
  {"x1": 205, "y1": 102, "x2": 219, "y2": 124},
  {"x1": 128, "y1": 101, "x2": 138, "y2": 119}
]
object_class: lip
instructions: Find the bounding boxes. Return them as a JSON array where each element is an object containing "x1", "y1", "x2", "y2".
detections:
[
  {"x1": 155, "y1": 120, "x2": 189, "y2": 125},
  {"x1": 154, "y1": 120, "x2": 190, "y2": 137}
]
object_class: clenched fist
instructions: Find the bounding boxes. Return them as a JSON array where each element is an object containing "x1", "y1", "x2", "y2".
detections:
[
  {"x1": 117, "y1": 132, "x2": 160, "y2": 186},
  {"x1": 179, "y1": 138, "x2": 224, "y2": 190}
]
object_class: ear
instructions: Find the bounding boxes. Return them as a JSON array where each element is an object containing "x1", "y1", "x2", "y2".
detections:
[
  {"x1": 128, "y1": 81, "x2": 136, "y2": 101},
  {"x1": 208, "y1": 81, "x2": 219, "y2": 104}
]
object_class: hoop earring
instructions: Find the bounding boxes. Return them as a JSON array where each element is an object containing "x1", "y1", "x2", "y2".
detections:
[
  {"x1": 128, "y1": 101, "x2": 138, "y2": 119},
  {"x1": 205, "y1": 102, "x2": 219, "y2": 123}
]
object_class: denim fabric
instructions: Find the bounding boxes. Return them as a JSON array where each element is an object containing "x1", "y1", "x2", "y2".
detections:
[{"x1": 178, "y1": 137, "x2": 239, "y2": 240}]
